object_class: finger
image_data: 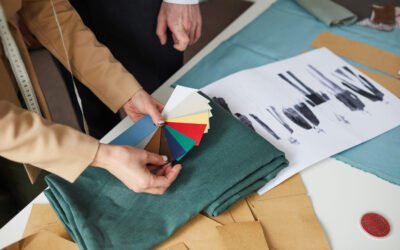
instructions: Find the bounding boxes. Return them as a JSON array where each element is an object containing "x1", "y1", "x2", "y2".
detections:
[
  {"x1": 189, "y1": 23, "x2": 196, "y2": 45},
  {"x1": 193, "y1": 19, "x2": 202, "y2": 44},
  {"x1": 170, "y1": 26, "x2": 190, "y2": 51},
  {"x1": 156, "y1": 11, "x2": 168, "y2": 45},
  {"x1": 155, "y1": 164, "x2": 170, "y2": 176},
  {"x1": 142, "y1": 187, "x2": 167, "y2": 195},
  {"x1": 147, "y1": 165, "x2": 159, "y2": 173},
  {"x1": 148, "y1": 104, "x2": 164, "y2": 126},
  {"x1": 150, "y1": 164, "x2": 182, "y2": 188},
  {"x1": 147, "y1": 164, "x2": 168, "y2": 175},
  {"x1": 146, "y1": 152, "x2": 169, "y2": 166}
]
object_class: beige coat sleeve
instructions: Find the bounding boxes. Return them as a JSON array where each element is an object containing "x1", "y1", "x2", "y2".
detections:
[
  {"x1": 0, "y1": 100, "x2": 99, "y2": 182},
  {"x1": 19, "y1": 0, "x2": 143, "y2": 113}
]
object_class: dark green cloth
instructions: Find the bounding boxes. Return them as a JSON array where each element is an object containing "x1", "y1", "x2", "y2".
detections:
[{"x1": 45, "y1": 96, "x2": 288, "y2": 249}]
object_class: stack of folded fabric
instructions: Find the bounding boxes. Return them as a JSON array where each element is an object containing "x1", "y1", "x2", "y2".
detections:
[{"x1": 44, "y1": 93, "x2": 288, "y2": 249}]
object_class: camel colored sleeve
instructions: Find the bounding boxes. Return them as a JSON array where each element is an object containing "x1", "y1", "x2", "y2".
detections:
[
  {"x1": 19, "y1": 0, "x2": 143, "y2": 112},
  {"x1": 0, "y1": 100, "x2": 99, "y2": 182}
]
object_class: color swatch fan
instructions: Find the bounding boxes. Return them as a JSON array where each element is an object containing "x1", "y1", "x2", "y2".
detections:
[{"x1": 145, "y1": 86, "x2": 212, "y2": 161}]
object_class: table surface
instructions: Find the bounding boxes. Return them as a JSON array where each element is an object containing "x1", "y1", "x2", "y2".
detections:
[{"x1": 1, "y1": 0, "x2": 399, "y2": 249}]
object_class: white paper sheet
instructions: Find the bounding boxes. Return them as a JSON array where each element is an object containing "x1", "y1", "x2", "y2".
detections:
[{"x1": 201, "y1": 48, "x2": 400, "y2": 194}]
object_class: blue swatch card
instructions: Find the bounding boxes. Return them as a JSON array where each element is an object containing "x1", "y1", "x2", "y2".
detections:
[
  {"x1": 164, "y1": 127, "x2": 186, "y2": 160},
  {"x1": 111, "y1": 116, "x2": 157, "y2": 146}
]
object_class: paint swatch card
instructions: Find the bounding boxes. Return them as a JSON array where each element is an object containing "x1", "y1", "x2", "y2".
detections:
[{"x1": 144, "y1": 86, "x2": 212, "y2": 161}]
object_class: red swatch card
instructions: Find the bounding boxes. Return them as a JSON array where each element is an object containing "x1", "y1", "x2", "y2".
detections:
[{"x1": 165, "y1": 122, "x2": 207, "y2": 146}]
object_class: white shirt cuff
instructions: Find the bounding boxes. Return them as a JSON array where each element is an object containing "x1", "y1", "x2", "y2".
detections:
[{"x1": 163, "y1": 0, "x2": 199, "y2": 4}]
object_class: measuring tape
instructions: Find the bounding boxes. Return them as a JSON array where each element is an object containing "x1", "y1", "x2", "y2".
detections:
[{"x1": 0, "y1": 3, "x2": 42, "y2": 115}]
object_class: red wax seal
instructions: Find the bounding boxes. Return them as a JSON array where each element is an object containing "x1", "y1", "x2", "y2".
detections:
[{"x1": 361, "y1": 213, "x2": 390, "y2": 237}]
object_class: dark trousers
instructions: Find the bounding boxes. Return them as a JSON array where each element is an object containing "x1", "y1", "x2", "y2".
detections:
[{"x1": 56, "y1": 0, "x2": 183, "y2": 139}]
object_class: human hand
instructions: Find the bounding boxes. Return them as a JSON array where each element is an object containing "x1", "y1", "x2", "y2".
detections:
[
  {"x1": 92, "y1": 144, "x2": 182, "y2": 195},
  {"x1": 156, "y1": 2, "x2": 202, "y2": 51},
  {"x1": 123, "y1": 89, "x2": 164, "y2": 125}
]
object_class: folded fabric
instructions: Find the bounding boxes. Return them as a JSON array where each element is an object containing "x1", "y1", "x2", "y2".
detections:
[
  {"x1": 296, "y1": 0, "x2": 357, "y2": 26},
  {"x1": 44, "y1": 94, "x2": 288, "y2": 250}
]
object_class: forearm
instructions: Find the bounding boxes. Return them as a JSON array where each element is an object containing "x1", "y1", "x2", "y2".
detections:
[
  {"x1": 0, "y1": 100, "x2": 99, "y2": 182},
  {"x1": 19, "y1": 0, "x2": 142, "y2": 112}
]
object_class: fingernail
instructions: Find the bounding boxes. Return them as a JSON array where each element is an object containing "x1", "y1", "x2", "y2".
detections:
[
  {"x1": 158, "y1": 120, "x2": 165, "y2": 126},
  {"x1": 162, "y1": 155, "x2": 168, "y2": 162}
]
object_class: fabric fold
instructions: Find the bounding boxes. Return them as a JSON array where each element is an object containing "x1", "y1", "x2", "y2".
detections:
[
  {"x1": 44, "y1": 94, "x2": 288, "y2": 249},
  {"x1": 296, "y1": 0, "x2": 357, "y2": 26}
]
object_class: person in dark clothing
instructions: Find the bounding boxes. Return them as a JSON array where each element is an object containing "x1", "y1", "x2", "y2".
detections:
[{"x1": 58, "y1": 0, "x2": 202, "y2": 139}]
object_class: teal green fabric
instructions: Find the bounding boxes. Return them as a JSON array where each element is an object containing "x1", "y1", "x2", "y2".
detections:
[
  {"x1": 335, "y1": 126, "x2": 400, "y2": 185},
  {"x1": 44, "y1": 95, "x2": 288, "y2": 249},
  {"x1": 296, "y1": 0, "x2": 357, "y2": 26},
  {"x1": 174, "y1": 0, "x2": 400, "y2": 186}
]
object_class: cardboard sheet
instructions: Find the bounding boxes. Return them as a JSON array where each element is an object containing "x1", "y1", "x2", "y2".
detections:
[
  {"x1": 248, "y1": 174, "x2": 306, "y2": 202},
  {"x1": 217, "y1": 222, "x2": 270, "y2": 250},
  {"x1": 247, "y1": 174, "x2": 330, "y2": 250},
  {"x1": 164, "y1": 243, "x2": 189, "y2": 250},
  {"x1": 155, "y1": 215, "x2": 225, "y2": 250},
  {"x1": 4, "y1": 231, "x2": 78, "y2": 250},
  {"x1": 210, "y1": 199, "x2": 255, "y2": 225},
  {"x1": 312, "y1": 32, "x2": 400, "y2": 78},
  {"x1": 3, "y1": 204, "x2": 78, "y2": 249},
  {"x1": 251, "y1": 194, "x2": 330, "y2": 250},
  {"x1": 23, "y1": 204, "x2": 70, "y2": 240}
]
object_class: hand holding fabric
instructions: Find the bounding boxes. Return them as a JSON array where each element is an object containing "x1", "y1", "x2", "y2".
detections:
[
  {"x1": 92, "y1": 144, "x2": 182, "y2": 195},
  {"x1": 156, "y1": 2, "x2": 202, "y2": 51},
  {"x1": 123, "y1": 89, "x2": 164, "y2": 125}
]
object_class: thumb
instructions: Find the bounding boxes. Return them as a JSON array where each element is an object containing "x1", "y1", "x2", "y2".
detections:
[
  {"x1": 171, "y1": 26, "x2": 189, "y2": 51},
  {"x1": 146, "y1": 152, "x2": 169, "y2": 166},
  {"x1": 148, "y1": 103, "x2": 164, "y2": 126}
]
